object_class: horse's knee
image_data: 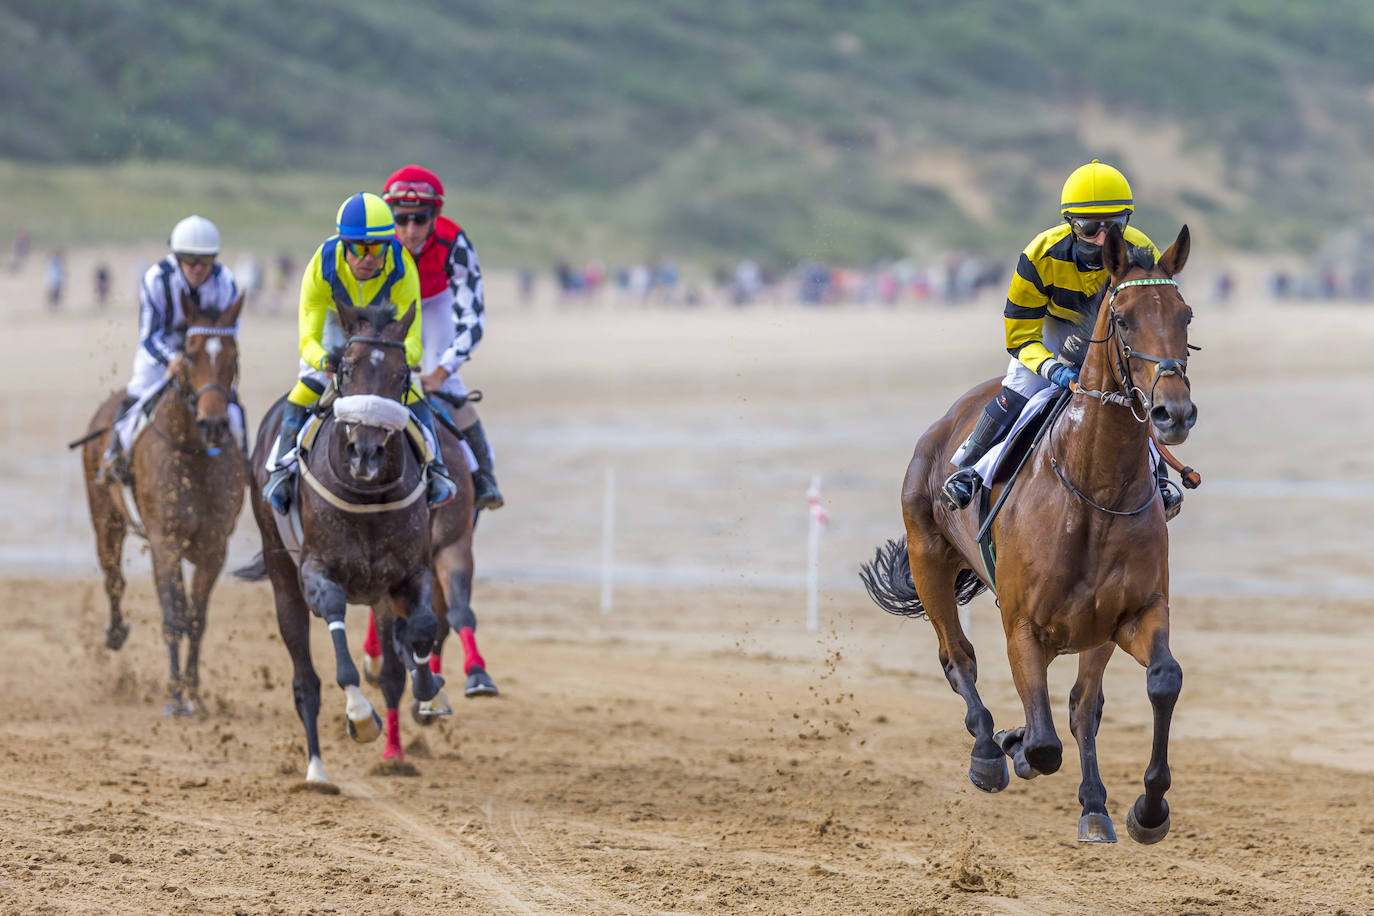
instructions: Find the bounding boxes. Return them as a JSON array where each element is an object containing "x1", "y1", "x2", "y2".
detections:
[
  {"x1": 303, "y1": 575, "x2": 346, "y2": 621},
  {"x1": 1146, "y1": 658, "x2": 1182, "y2": 706}
]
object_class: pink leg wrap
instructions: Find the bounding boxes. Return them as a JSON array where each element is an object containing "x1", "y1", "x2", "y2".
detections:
[
  {"x1": 383, "y1": 708, "x2": 402, "y2": 761},
  {"x1": 459, "y1": 627, "x2": 485, "y2": 673},
  {"x1": 362, "y1": 609, "x2": 381, "y2": 659},
  {"x1": 430, "y1": 653, "x2": 442, "y2": 675}
]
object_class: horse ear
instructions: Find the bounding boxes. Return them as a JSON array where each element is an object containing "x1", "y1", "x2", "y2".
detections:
[
  {"x1": 1157, "y1": 225, "x2": 1191, "y2": 277},
  {"x1": 180, "y1": 290, "x2": 201, "y2": 324},
  {"x1": 395, "y1": 299, "x2": 417, "y2": 338},
  {"x1": 221, "y1": 292, "x2": 245, "y2": 327},
  {"x1": 335, "y1": 297, "x2": 361, "y2": 335},
  {"x1": 1102, "y1": 223, "x2": 1132, "y2": 282}
]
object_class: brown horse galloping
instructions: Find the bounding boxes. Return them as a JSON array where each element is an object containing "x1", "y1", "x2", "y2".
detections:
[
  {"x1": 77, "y1": 292, "x2": 247, "y2": 715},
  {"x1": 862, "y1": 225, "x2": 1197, "y2": 844},
  {"x1": 239, "y1": 300, "x2": 445, "y2": 787}
]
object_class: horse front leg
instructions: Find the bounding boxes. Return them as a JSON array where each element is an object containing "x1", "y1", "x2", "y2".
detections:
[
  {"x1": 373, "y1": 600, "x2": 409, "y2": 762},
  {"x1": 1116, "y1": 599, "x2": 1182, "y2": 845},
  {"x1": 182, "y1": 552, "x2": 226, "y2": 716},
  {"x1": 1070, "y1": 643, "x2": 1117, "y2": 843},
  {"x1": 391, "y1": 568, "x2": 443, "y2": 705},
  {"x1": 300, "y1": 559, "x2": 380, "y2": 743},
  {"x1": 999, "y1": 618, "x2": 1062, "y2": 779},
  {"x1": 270, "y1": 568, "x2": 328, "y2": 785},
  {"x1": 148, "y1": 541, "x2": 191, "y2": 716},
  {"x1": 434, "y1": 540, "x2": 496, "y2": 698}
]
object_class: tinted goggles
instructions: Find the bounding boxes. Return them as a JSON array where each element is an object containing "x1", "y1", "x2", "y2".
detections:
[
  {"x1": 176, "y1": 254, "x2": 215, "y2": 268},
  {"x1": 1069, "y1": 215, "x2": 1129, "y2": 239},
  {"x1": 344, "y1": 239, "x2": 389, "y2": 258},
  {"x1": 394, "y1": 210, "x2": 434, "y2": 227}
]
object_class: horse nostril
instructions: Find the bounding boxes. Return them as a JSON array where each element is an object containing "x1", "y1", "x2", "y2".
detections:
[
  {"x1": 346, "y1": 442, "x2": 358, "y2": 462},
  {"x1": 1185, "y1": 403, "x2": 1198, "y2": 428},
  {"x1": 1150, "y1": 404, "x2": 1172, "y2": 427}
]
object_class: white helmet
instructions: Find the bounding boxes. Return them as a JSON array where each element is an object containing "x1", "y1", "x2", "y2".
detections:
[{"x1": 169, "y1": 215, "x2": 221, "y2": 256}]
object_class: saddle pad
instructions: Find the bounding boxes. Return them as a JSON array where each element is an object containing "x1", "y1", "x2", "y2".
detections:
[{"x1": 970, "y1": 387, "x2": 1163, "y2": 483}]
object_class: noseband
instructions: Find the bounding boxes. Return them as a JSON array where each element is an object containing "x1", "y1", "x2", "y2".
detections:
[
  {"x1": 177, "y1": 324, "x2": 239, "y2": 413},
  {"x1": 1075, "y1": 277, "x2": 1199, "y2": 422}
]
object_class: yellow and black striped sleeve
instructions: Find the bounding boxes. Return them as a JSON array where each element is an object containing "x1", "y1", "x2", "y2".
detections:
[{"x1": 1003, "y1": 228, "x2": 1064, "y2": 374}]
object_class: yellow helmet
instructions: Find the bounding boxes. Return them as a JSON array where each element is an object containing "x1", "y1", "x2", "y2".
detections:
[{"x1": 1060, "y1": 160, "x2": 1134, "y2": 216}]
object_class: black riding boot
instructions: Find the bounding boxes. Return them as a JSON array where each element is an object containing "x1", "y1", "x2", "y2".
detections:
[
  {"x1": 96, "y1": 394, "x2": 138, "y2": 486},
  {"x1": 460, "y1": 420, "x2": 505, "y2": 510},
  {"x1": 1158, "y1": 464, "x2": 1183, "y2": 522},
  {"x1": 939, "y1": 388, "x2": 1027, "y2": 511},
  {"x1": 410, "y1": 399, "x2": 458, "y2": 509},
  {"x1": 263, "y1": 402, "x2": 309, "y2": 516}
]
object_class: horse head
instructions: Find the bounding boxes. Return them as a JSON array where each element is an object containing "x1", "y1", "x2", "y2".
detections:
[
  {"x1": 179, "y1": 291, "x2": 244, "y2": 449},
  {"x1": 1100, "y1": 225, "x2": 1196, "y2": 446},
  {"x1": 333, "y1": 298, "x2": 416, "y2": 483}
]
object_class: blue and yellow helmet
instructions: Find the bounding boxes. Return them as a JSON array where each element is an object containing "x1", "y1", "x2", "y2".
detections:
[{"x1": 335, "y1": 192, "x2": 395, "y2": 241}]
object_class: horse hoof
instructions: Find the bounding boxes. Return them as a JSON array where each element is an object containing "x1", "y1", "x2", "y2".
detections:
[
  {"x1": 994, "y1": 727, "x2": 1023, "y2": 755},
  {"x1": 968, "y1": 755, "x2": 1009, "y2": 793},
  {"x1": 1077, "y1": 812, "x2": 1118, "y2": 843},
  {"x1": 346, "y1": 709, "x2": 383, "y2": 743},
  {"x1": 360, "y1": 653, "x2": 381, "y2": 686},
  {"x1": 105, "y1": 622, "x2": 130, "y2": 651},
  {"x1": 465, "y1": 667, "x2": 499, "y2": 698},
  {"x1": 411, "y1": 688, "x2": 453, "y2": 726},
  {"x1": 1126, "y1": 802, "x2": 1171, "y2": 845}
]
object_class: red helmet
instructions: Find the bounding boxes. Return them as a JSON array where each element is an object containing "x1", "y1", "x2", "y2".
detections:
[{"x1": 382, "y1": 164, "x2": 444, "y2": 212}]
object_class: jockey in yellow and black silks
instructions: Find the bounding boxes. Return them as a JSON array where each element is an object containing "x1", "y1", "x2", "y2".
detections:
[
  {"x1": 940, "y1": 161, "x2": 1183, "y2": 521},
  {"x1": 261, "y1": 191, "x2": 458, "y2": 515}
]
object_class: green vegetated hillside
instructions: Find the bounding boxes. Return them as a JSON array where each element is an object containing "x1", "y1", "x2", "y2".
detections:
[{"x1": 4, "y1": 0, "x2": 1374, "y2": 266}]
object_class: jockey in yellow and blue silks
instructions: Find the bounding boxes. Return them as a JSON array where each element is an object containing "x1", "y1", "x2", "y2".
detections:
[
  {"x1": 940, "y1": 160, "x2": 1184, "y2": 520},
  {"x1": 262, "y1": 191, "x2": 459, "y2": 515}
]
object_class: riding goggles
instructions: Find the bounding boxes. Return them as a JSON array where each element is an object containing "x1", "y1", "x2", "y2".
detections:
[
  {"x1": 1068, "y1": 214, "x2": 1129, "y2": 239},
  {"x1": 176, "y1": 254, "x2": 216, "y2": 268},
  {"x1": 344, "y1": 239, "x2": 389, "y2": 258},
  {"x1": 393, "y1": 210, "x2": 434, "y2": 227},
  {"x1": 383, "y1": 180, "x2": 439, "y2": 205}
]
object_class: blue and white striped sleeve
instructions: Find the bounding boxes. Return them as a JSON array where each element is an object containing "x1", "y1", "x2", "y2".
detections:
[{"x1": 139, "y1": 268, "x2": 177, "y2": 364}]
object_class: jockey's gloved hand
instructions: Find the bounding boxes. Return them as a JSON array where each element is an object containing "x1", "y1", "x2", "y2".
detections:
[
  {"x1": 1044, "y1": 363, "x2": 1080, "y2": 389},
  {"x1": 322, "y1": 350, "x2": 341, "y2": 374}
]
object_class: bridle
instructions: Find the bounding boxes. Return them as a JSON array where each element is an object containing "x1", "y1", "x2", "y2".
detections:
[
  {"x1": 1048, "y1": 276, "x2": 1198, "y2": 516},
  {"x1": 1073, "y1": 277, "x2": 1199, "y2": 423},
  {"x1": 335, "y1": 334, "x2": 410, "y2": 404},
  {"x1": 158, "y1": 324, "x2": 239, "y2": 454}
]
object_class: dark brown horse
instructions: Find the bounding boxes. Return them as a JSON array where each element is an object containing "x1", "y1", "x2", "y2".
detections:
[
  {"x1": 862, "y1": 225, "x2": 1196, "y2": 844},
  {"x1": 77, "y1": 292, "x2": 246, "y2": 715},
  {"x1": 240, "y1": 300, "x2": 444, "y2": 786}
]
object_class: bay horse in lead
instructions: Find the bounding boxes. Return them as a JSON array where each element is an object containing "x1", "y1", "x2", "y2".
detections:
[
  {"x1": 241, "y1": 300, "x2": 445, "y2": 786},
  {"x1": 862, "y1": 225, "x2": 1197, "y2": 844},
  {"x1": 76, "y1": 292, "x2": 247, "y2": 714}
]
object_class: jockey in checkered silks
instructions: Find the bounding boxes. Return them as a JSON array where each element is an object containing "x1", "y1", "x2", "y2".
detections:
[
  {"x1": 260, "y1": 191, "x2": 458, "y2": 515},
  {"x1": 382, "y1": 164, "x2": 504, "y2": 511}
]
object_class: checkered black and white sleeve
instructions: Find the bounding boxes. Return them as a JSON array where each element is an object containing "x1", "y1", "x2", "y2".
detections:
[{"x1": 438, "y1": 229, "x2": 486, "y2": 375}]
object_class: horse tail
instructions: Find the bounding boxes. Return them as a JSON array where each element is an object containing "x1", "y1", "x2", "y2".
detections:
[
  {"x1": 233, "y1": 551, "x2": 269, "y2": 582},
  {"x1": 860, "y1": 536, "x2": 990, "y2": 620},
  {"x1": 860, "y1": 537, "x2": 926, "y2": 619}
]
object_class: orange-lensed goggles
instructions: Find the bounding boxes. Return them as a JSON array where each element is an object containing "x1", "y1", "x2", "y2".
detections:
[{"x1": 344, "y1": 239, "x2": 389, "y2": 258}]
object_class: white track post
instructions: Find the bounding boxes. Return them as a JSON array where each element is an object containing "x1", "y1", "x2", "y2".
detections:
[
  {"x1": 600, "y1": 467, "x2": 616, "y2": 614},
  {"x1": 806, "y1": 474, "x2": 828, "y2": 633}
]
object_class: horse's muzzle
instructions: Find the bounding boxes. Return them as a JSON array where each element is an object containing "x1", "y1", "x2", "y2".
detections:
[
  {"x1": 1150, "y1": 400, "x2": 1197, "y2": 446},
  {"x1": 197, "y1": 416, "x2": 230, "y2": 449},
  {"x1": 346, "y1": 438, "x2": 386, "y2": 482}
]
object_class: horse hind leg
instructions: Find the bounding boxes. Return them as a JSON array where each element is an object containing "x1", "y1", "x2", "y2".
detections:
[
  {"x1": 1070, "y1": 644, "x2": 1117, "y2": 843},
  {"x1": 999, "y1": 619, "x2": 1063, "y2": 780},
  {"x1": 906, "y1": 539, "x2": 1007, "y2": 793},
  {"x1": 85, "y1": 472, "x2": 130, "y2": 650},
  {"x1": 300, "y1": 561, "x2": 381, "y2": 744},
  {"x1": 373, "y1": 606, "x2": 410, "y2": 762}
]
